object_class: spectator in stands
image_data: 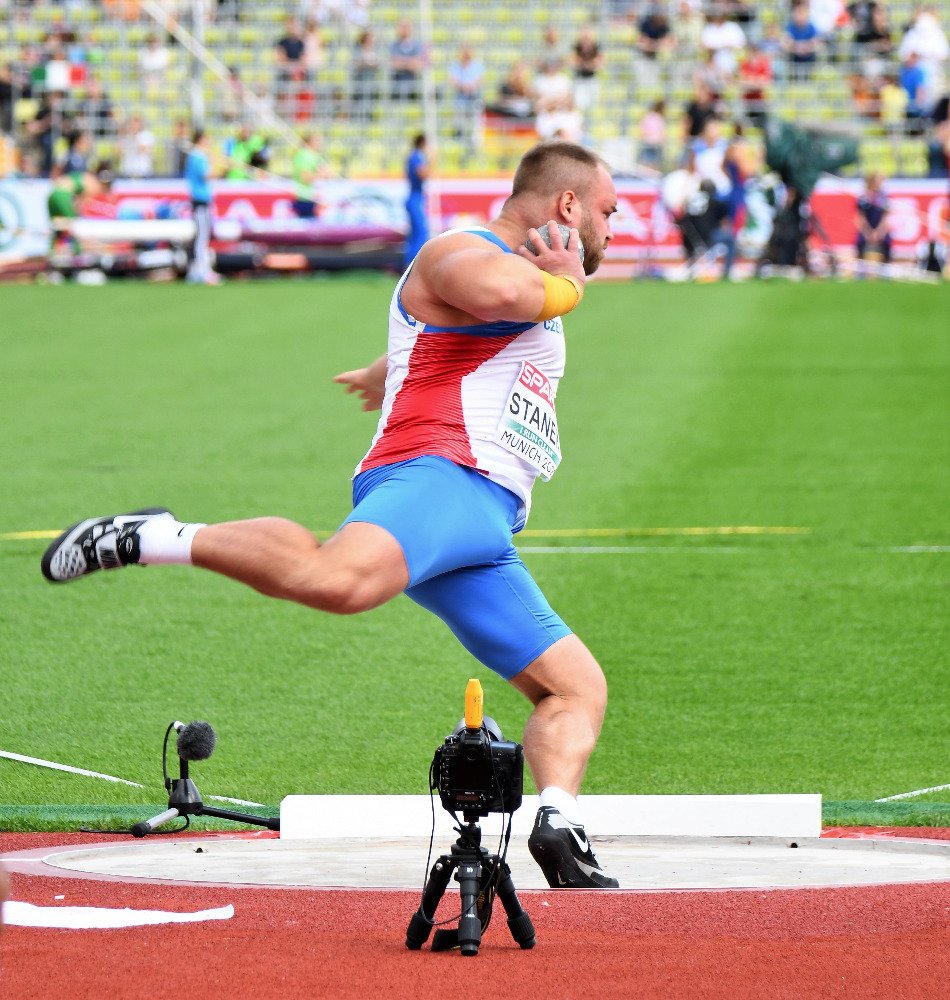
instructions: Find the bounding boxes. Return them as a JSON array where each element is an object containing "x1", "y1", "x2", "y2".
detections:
[
  {"x1": 636, "y1": 6, "x2": 673, "y2": 90},
  {"x1": 858, "y1": 6, "x2": 895, "y2": 81},
  {"x1": 170, "y1": 118, "x2": 190, "y2": 177},
  {"x1": 700, "y1": 9, "x2": 746, "y2": 81},
  {"x1": 860, "y1": 73, "x2": 888, "y2": 119},
  {"x1": 848, "y1": 0, "x2": 879, "y2": 43},
  {"x1": 693, "y1": 48, "x2": 728, "y2": 100},
  {"x1": 27, "y1": 91, "x2": 70, "y2": 177},
  {"x1": 533, "y1": 57, "x2": 573, "y2": 116},
  {"x1": 637, "y1": 99, "x2": 667, "y2": 170},
  {"x1": 139, "y1": 33, "x2": 170, "y2": 92},
  {"x1": 571, "y1": 25, "x2": 603, "y2": 116},
  {"x1": 486, "y1": 61, "x2": 535, "y2": 120},
  {"x1": 855, "y1": 173, "x2": 891, "y2": 263},
  {"x1": 404, "y1": 132, "x2": 429, "y2": 267},
  {"x1": 538, "y1": 25, "x2": 565, "y2": 69},
  {"x1": 535, "y1": 93, "x2": 583, "y2": 143},
  {"x1": 929, "y1": 91, "x2": 950, "y2": 176},
  {"x1": 12, "y1": 44, "x2": 39, "y2": 101},
  {"x1": 301, "y1": 0, "x2": 370, "y2": 30},
  {"x1": 809, "y1": 0, "x2": 846, "y2": 60},
  {"x1": 303, "y1": 18, "x2": 325, "y2": 78},
  {"x1": 0, "y1": 65, "x2": 15, "y2": 135},
  {"x1": 682, "y1": 80, "x2": 720, "y2": 142},
  {"x1": 739, "y1": 42, "x2": 772, "y2": 126},
  {"x1": 118, "y1": 115, "x2": 155, "y2": 178},
  {"x1": 783, "y1": 2, "x2": 822, "y2": 80},
  {"x1": 759, "y1": 19, "x2": 787, "y2": 81},
  {"x1": 900, "y1": 52, "x2": 928, "y2": 133},
  {"x1": 57, "y1": 130, "x2": 91, "y2": 176},
  {"x1": 390, "y1": 19, "x2": 425, "y2": 102},
  {"x1": 897, "y1": 7, "x2": 949, "y2": 114},
  {"x1": 292, "y1": 132, "x2": 329, "y2": 219},
  {"x1": 78, "y1": 76, "x2": 113, "y2": 140},
  {"x1": 351, "y1": 29, "x2": 380, "y2": 113},
  {"x1": 222, "y1": 65, "x2": 245, "y2": 124},
  {"x1": 850, "y1": 70, "x2": 881, "y2": 120},
  {"x1": 449, "y1": 45, "x2": 484, "y2": 151},
  {"x1": 724, "y1": 0, "x2": 756, "y2": 30},
  {"x1": 275, "y1": 15, "x2": 306, "y2": 112},
  {"x1": 671, "y1": 1, "x2": 704, "y2": 84}
]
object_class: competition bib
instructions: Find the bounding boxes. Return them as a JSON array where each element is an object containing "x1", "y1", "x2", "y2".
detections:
[{"x1": 495, "y1": 360, "x2": 561, "y2": 481}]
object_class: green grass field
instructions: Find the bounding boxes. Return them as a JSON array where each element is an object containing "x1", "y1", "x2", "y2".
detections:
[{"x1": 2, "y1": 278, "x2": 948, "y2": 830}]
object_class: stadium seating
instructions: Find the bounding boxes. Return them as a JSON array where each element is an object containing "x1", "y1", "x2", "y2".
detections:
[{"x1": 0, "y1": 0, "x2": 943, "y2": 179}]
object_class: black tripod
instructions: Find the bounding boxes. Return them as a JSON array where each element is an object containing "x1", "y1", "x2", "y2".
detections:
[
  {"x1": 406, "y1": 816, "x2": 535, "y2": 956},
  {"x1": 131, "y1": 758, "x2": 279, "y2": 837}
]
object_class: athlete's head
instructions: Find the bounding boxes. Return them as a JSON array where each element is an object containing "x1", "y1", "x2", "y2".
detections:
[{"x1": 508, "y1": 141, "x2": 617, "y2": 275}]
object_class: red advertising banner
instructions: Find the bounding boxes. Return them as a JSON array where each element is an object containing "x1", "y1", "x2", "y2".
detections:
[
  {"x1": 100, "y1": 177, "x2": 948, "y2": 261},
  {"x1": 2, "y1": 176, "x2": 946, "y2": 264}
]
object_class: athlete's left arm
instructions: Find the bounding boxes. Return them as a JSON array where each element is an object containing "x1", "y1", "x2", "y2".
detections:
[{"x1": 333, "y1": 354, "x2": 387, "y2": 411}]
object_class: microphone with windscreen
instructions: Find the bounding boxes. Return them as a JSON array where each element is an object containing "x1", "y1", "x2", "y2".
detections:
[
  {"x1": 175, "y1": 720, "x2": 216, "y2": 773},
  {"x1": 131, "y1": 719, "x2": 278, "y2": 837}
]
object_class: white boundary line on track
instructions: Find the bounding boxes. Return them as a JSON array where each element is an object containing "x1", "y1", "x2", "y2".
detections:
[
  {"x1": 875, "y1": 783, "x2": 950, "y2": 802},
  {"x1": 0, "y1": 749, "x2": 265, "y2": 807}
]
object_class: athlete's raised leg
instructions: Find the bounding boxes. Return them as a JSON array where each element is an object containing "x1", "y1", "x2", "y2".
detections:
[
  {"x1": 42, "y1": 509, "x2": 409, "y2": 616},
  {"x1": 192, "y1": 519, "x2": 409, "y2": 613}
]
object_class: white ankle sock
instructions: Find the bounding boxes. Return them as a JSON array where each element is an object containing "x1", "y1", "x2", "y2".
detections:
[
  {"x1": 539, "y1": 786, "x2": 583, "y2": 826},
  {"x1": 135, "y1": 516, "x2": 205, "y2": 565}
]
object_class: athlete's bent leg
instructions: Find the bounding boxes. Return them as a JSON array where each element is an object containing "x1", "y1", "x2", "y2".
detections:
[
  {"x1": 191, "y1": 519, "x2": 410, "y2": 614},
  {"x1": 42, "y1": 507, "x2": 409, "y2": 615},
  {"x1": 508, "y1": 634, "x2": 607, "y2": 797}
]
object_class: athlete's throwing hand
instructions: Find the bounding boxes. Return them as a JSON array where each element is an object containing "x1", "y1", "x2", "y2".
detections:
[{"x1": 516, "y1": 220, "x2": 586, "y2": 285}]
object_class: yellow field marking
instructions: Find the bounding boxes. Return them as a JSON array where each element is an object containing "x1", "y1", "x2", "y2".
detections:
[
  {"x1": 2, "y1": 525, "x2": 811, "y2": 543},
  {"x1": 0, "y1": 530, "x2": 63, "y2": 540}
]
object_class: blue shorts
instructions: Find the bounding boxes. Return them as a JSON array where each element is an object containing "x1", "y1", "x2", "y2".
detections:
[{"x1": 340, "y1": 456, "x2": 572, "y2": 679}]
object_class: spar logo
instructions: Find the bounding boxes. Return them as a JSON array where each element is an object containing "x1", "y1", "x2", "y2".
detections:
[{"x1": 518, "y1": 361, "x2": 555, "y2": 405}]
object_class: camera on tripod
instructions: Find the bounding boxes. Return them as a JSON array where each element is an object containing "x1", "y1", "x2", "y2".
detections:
[
  {"x1": 432, "y1": 678, "x2": 523, "y2": 819},
  {"x1": 433, "y1": 717, "x2": 523, "y2": 819},
  {"x1": 408, "y1": 679, "x2": 535, "y2": 956}
]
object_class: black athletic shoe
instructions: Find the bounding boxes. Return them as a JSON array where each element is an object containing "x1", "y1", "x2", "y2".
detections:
[
  {"x1": 41, "y1": 508, "x2": 173, "y2": 583},
  {"x1": 528, "y1": 806, "x2": 620, "y2": 889}
]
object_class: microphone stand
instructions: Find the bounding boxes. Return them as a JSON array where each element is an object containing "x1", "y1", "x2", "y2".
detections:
[{"x1": 131, "y1": 755, "x2": 280, "y2": 838}]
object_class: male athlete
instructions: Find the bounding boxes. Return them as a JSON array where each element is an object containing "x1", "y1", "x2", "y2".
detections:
[{"x1": 41, "y1": 141, "x2": 619, "y2": 889}]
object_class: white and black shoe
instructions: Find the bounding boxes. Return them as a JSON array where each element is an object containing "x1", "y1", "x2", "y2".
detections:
[
  {"x1": 41, "y1": 508, "x2": 173, "y2": 583},
  {"x1": 528, "y1": 806, "x2": 620, "y2": 889}
]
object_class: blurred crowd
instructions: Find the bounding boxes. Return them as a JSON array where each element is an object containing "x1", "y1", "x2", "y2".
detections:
[{"x1": 0, "y1": 1, "x2": 948, "y2": 184}]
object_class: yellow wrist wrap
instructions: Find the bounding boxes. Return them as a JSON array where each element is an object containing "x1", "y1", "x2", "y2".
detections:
[{"x1": 533, "y1": 271, "x2": 584, "y2": 322}]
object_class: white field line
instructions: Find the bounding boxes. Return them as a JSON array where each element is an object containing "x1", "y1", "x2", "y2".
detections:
[
  {"x1": 875, "y1": 783, "x2": 950, "y2": 802},
  {"x1": 887, "y1": 546, "x2": 950, "y2": 553},
  {"x1": 517, "y1": 546, "x2": 745, "y2": 554},
  {"x1": 0, "y1": 750, "x2": 144, "y2": 787},
  {"x1": 0, "y1": 750, "x2": 265, "y2": 807}
]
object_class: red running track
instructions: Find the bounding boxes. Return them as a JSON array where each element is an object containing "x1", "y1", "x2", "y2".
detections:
[{"x1": 1, "y1": 831, "x2": 949, "y2": 1000}]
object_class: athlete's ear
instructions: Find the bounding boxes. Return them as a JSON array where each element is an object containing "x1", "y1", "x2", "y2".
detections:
[{"x1": 558, "y1": 190, "x2": 579, "y2": 224}]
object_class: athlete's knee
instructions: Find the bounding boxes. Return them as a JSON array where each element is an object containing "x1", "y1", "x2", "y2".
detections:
[
  {"x1": 282, "y1": 563, "x2": 387, "y2": 615},
  {"x1": 512, "y1": 636, "x2": 608, "y2": 723}
]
